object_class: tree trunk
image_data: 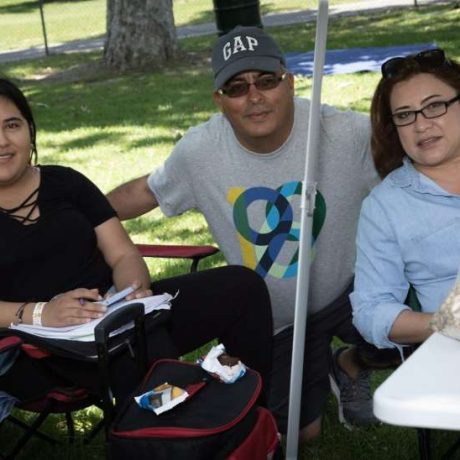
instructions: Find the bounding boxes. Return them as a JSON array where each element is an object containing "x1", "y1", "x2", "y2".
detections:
[{"x1": 104, "y1": 0, "x2": 177, "y2": 71}]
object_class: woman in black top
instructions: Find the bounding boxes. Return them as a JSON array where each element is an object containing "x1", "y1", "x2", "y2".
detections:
[
  {"x1": 0, "y1": 81, "x2": 153, "y2": 328},
  {"x1": 0, "y1": 79, "x2": 273, "y2": 417}
]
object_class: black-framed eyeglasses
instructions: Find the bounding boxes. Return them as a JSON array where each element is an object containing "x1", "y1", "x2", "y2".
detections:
[
  {"x1": 391, "y1": 94, "x2": 460, "y2": 127},
  {"x1": 381, "y1": 48, "x2": 448, "y2": 79},
  {"x1": 218, "y1": 73, "x2": 287, "y2": 98}
]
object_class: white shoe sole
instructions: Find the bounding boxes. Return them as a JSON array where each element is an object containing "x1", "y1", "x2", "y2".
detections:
[{"x1": 329, "y1": 373, "x2": 353, "y2": 431}]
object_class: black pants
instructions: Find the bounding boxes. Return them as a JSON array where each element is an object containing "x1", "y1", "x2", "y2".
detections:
[
  {"x1": 267, "y1": 284, "x2": 366, "y2": 433},
  {"x1": 1, "y1": 266, "x2": 273, "y2": 405},
  {"x1": 153, "y1": 265, "x2": 273, "y2": 379}
]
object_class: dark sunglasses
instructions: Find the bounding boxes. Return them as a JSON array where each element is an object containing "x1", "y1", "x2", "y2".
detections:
[
  {"x1": 218, "y1": 73, "x2": 287, "y2": 98},
  {"x1": 381, "y1": 48, "x2": 448, "y2": 79}
]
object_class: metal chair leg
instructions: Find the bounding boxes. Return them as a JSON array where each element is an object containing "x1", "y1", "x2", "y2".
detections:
[
  {"x1": 83, "y1": 418, "x2": 104, "y2": 445},
  {"x1": 7, "y1": 411, "x2": 58, "y2": 460},
  {"x1": 65, "y1": 412, "x2": 75, "y2": 443},
  {"x1": 417, "y1": 428, "x2": 431, "y2": 460}
]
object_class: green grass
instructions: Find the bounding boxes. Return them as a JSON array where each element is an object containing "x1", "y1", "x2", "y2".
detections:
[
  {"x1": 4, "y1": 373, "x2": 460, "y2": 460},
  {"x1": 1, "y1": 0, "x2": 388, "y2": 52},
  {"x1": 0, "y1": 2, "x2": 460, "y2": 459}
]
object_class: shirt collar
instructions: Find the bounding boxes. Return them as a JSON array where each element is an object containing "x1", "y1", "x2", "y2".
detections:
[{"x1": 389, "y1": 157, "x2": 452, "y2": 196}]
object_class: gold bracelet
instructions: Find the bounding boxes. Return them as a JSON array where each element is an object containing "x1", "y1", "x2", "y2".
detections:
[
  {"x1": 13, "y1": 302, "x2": 28, "y2": 326},
  {"x1": 32, "y1": 302, "x2": 47, "y2": 326}
]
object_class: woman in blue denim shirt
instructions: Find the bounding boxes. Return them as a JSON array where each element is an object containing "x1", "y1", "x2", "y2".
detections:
[{"x1": 351, "y1": 49, "x2": 460, "y2": 350}]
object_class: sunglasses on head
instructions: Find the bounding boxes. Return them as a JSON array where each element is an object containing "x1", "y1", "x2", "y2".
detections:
[
  {"x1": 381, "y1": 48, "x2": 448, "y2": 79},
  {"x1": 218, "y1": 73, "x2": 287, "y2": 98}
]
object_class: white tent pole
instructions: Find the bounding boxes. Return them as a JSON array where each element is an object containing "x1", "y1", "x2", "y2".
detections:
[{"x1": 285, "y1": 0, "x2": 329, "y2": 458}]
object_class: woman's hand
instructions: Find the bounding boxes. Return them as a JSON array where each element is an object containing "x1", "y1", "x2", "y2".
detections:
[
  {"x1": 94, "y1": 218, "x2": 152, "y2": 299},
  {"x1": 41, "y1": 288, "x2": 107, "y2": 327},
  {"x1": 124, "y1": 280, "x2": 152, "y2": 301}
]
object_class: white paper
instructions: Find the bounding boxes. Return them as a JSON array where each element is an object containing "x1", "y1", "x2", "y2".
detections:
[{"x1": 9, "y1": 293, "x2": 173, "y2": 341}]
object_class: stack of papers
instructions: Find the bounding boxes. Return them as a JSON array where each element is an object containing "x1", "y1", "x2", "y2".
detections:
[{"x1": 9, "y1": 293, "x2": 173, "y2": 342}]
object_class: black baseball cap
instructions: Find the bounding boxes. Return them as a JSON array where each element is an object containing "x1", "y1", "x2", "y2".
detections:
[{"x1": 212, "y1": 26, "x2": 286, "y2": 90}]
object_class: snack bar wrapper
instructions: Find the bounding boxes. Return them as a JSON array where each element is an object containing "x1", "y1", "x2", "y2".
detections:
[
  {"x1": 135, "y1": 382, "x2": 189, "y2": 415},
  {"x1": 200, "y1": 343, "x2": 246, "y2": 384},
  {"x1": 431, "y1": 276, "x2": 460, "y2": 340}
]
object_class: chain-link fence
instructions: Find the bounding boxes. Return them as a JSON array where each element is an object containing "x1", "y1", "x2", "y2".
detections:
[
  {"x1": 0, "y1": 1, "x2": 320, "y2": 56},
  {"x1": 4, "y1": 0, "x2": 423, "y2": 58},
  {"x1": 0, "y1": 0, "x2": 106, "y2": 54},
  {"x1": 9, "y1": 0, "x2": 420, "y2": 58}
]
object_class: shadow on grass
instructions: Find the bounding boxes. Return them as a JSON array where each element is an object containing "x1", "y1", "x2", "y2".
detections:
[
  {"x1": 0, "y1": 0, "x2": 38, "y2": 15},
  {"x1": 124, "y1": 211, "x2": 212, "y2": 244},
  {"x1": 16, "y1": 60, "x2": 216, "y2": 144}
]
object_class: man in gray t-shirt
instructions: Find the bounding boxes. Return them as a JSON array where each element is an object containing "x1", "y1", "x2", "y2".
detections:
[{"x1": 108, "y1": 26, "x2": 379, "y2": 440}]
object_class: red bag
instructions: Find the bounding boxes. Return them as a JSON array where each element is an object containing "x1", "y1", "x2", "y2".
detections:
[{"x1": 227, "y1": 406, "x2": 280, "y2": 459}]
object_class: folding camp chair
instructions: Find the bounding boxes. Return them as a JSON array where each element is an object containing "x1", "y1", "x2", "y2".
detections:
[
  {"x1": 0, "y1": 303, "x2": 148, "y2": 460},
  {"x1": 0, "y1": 243, "x2": 219, "y2": 459},
  {"x1": 5, "y1": 383, "x2": 102, "y2": 453}
]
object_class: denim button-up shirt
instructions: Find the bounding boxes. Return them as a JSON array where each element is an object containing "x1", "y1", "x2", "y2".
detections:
[{"x1": 351, "y1": 158, "x2": 460, "y2": 349}]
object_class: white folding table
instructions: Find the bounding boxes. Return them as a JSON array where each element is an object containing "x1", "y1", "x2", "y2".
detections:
[
  {"x1": 374, "y1": 332, "x2": 460, "y2": 430},
  {"x1": 373, "y1": 332, "x2": 460, "y2": 459}
]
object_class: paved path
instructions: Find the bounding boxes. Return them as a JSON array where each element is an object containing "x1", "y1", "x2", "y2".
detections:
[{"x1": 0, "y1": 0, "x2": 443, "y2": 64}]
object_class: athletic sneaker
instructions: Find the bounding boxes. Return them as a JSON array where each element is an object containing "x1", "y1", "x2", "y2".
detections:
[{"x1": 329, "y1": 347, "x2": 378, "y2": 427}]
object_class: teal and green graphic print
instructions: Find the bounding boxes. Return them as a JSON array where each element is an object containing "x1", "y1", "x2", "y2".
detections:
[{"x1": 228, "y1": 181, "x2": 326, "y2": 279}]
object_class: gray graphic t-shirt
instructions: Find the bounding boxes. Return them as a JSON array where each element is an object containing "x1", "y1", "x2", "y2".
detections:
[{"x1": 148, "y1": 97, "x2": 378, "y2": 332}]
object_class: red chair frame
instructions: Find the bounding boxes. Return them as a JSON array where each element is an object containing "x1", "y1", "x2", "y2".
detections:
[{"x1": 136, "y1": 244, "x2": 219, "y2": 273}]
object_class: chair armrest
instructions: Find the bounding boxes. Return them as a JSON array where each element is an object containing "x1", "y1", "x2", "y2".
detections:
[
  {"x1": 94, "y1": 303, "x2": 147, "y2": 427},
  {"x1": 95, "y1": 303, "x2": 147, "y2": 375},
  {"x1": 136, "y1": 244, "x2": 220, "y2": 272}
]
